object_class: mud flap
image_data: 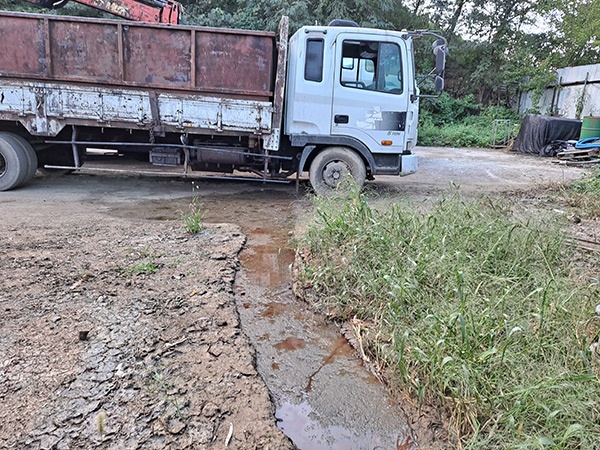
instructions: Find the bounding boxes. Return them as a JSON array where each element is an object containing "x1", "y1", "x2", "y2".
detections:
[{"x1": 400, "y1": 154, "x2": 418, "y2": 175}]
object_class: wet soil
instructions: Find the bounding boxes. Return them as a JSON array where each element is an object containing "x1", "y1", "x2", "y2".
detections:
[
  {"x1": 234, "y1": 223, "x2": 415, "y2": 449},
  {"x1": 0, "y1": 179, "x2": 294, "y2": 449},
  {"x1": 0, "y1": 146, "x2": 596, "y2": 449}
]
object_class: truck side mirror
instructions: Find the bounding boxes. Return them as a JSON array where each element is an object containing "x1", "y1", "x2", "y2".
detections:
[
  {"x1": 432, "y1": 38, "x2": 447, "y2": 76},
  {"x1": 435, "y1": 75, "x2": 444, "y2": 93}
]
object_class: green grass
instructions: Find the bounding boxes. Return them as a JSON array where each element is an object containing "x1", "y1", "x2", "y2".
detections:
[
  {"x1": 566, "y1": 168, "x2": 600, "y2": 217},
  {"x1": 121, "y1": 245, "x2": 161, "y2": 274},
  {"x1": 181, "y1": 196, "x2": 206, "y2": 235},
  {"x1": 297, "y1": 188, "x2": 600, "y2": 448},
  {"x1": 127, "y1": 259, "x2": 159, "y2": 274}
]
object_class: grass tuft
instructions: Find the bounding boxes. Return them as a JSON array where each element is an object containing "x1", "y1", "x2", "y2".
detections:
[
  {"x1": 297, "y1": 188, "x2": 600, "y2": 448},
  {"x1": 127, "y1": 259, "x2": 159, "y2": 274},
  {"x1": 181, "y1": 196, "x2": 206, "y2": 235}
]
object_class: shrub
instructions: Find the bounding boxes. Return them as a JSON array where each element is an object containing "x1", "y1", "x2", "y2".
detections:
[{"x1": 418, "y1": 95, "x2": 520, "y2": 148}]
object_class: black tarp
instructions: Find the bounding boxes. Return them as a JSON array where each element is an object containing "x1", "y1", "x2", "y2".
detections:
[{"x1": 512, "y1": 115, "x2": 582, "y2": 157}]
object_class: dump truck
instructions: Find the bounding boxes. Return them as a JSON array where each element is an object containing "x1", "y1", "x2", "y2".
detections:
[{"x1": 0, "y1": 10, "x2": 447, "y2": 194}]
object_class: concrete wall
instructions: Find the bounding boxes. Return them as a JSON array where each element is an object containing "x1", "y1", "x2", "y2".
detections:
[{"x1": 519, "y1": 63, "x2": 600, "y2": 119}]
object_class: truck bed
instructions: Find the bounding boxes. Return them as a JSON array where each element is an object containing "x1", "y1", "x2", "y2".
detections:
[
  {"x1": 0, "y1": 11, "x2": 275, "y2": 100},
  {"x1": 0, "y1": 11, "x2": 276, "y2": 137}
]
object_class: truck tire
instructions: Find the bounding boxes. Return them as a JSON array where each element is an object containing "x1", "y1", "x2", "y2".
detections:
[
  {"x1": 309, "y1": 147, "x2": 367, "y2": 196},
  {"x1": 0, "y1": 133, "x2": 30, "y2": 191},
  {"x1": 4, "y1": 133, "x2": 38, "y2": 184}
]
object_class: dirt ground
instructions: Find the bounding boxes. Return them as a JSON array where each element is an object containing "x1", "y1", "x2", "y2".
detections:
[
  {"x1": 0, "y1": 146, "x2": 597, "y2": 449},
  {"x1": 0, "y1": 182, "x2": 295, "y2": 449}
]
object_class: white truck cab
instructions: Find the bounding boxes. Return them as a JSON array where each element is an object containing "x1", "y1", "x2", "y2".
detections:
[{"x1": 285, "y1": 22, "x2": 446, "y2": 194}]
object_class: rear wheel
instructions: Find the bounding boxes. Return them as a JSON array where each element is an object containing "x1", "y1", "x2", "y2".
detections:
[
  {"x1": 5, "y1": 133, "x2": 38, "y2": 184},
  {"x1": 0, "y1": 133, "x2": 30, "y2": 191},
  {"x1": 309, "y1": 147, "x2": 367, "y2": 196}
]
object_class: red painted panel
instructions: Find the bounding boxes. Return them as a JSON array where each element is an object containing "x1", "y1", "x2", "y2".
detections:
[
  {"x1": 49, "y1": 21, "x2": 120, "y2": 81},
  {"x1": 0, "y1": 16, "x2": 46, "y2": 76}
]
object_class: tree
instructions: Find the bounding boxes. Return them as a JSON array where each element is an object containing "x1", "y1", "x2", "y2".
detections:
[{"x1": 553, "y1": 0, "x2": 600, "y2": 67}]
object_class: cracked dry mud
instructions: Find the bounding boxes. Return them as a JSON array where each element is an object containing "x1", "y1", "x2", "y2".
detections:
[{"x1": 0, "y1": 210, "x2": 293, "y2": 449}]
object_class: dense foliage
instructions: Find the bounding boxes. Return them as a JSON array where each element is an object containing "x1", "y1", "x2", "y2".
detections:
[{"x1": 418, "y1": 94, "x2": 521, "y2": 147}]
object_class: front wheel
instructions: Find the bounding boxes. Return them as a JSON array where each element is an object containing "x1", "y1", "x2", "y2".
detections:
[{"x1": 309, "y1": 147, "x2": 367, "y2": 196}]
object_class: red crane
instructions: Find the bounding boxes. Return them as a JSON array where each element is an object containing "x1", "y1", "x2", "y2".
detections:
[{"x1": 25, "y1": 0, "x2": 182, "y2": 24}]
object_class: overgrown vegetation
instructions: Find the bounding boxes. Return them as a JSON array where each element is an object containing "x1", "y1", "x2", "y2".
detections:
[
  {"x1": 297, "y1": 188, "x2": 600, "y2": 448},
  {"x1": 418, "y1": 94, "x2": 520, "y2": 147},
  {"x1": 565, "y1": 168, "x2": 600, "y2": 218}
]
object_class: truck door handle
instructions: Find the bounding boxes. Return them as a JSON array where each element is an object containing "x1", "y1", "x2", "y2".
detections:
[{"x1": 334, "y1": 115, "x2": 349, "y2": 124}]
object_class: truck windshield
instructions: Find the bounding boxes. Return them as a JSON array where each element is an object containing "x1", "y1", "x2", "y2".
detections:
[{"x1": 340, "y1": 40, "x2": 403, "y2": 94}]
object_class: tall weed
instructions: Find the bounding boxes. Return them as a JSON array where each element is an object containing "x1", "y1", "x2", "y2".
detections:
[
  {"x1": 561, "y1": 168, "x2": 600, "y2": 218},
  {"x1": 298, "y1": 189, "x2": 600, "y2": 448}
]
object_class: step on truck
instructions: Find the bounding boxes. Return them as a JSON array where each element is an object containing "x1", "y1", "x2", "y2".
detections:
[{"x1": 0, "y1": 10, "x2": 447, "y2": 194}]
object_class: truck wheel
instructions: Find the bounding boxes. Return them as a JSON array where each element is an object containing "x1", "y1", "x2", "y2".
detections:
[
  {"x1": 309, "y1": 147, "x2": 367, "y2": 196},
  {"x1": 4, "y1": 133, "x2": 38, "y2": 184},
  {"x1": 0, "y1": 133, "x2": 30, "y2": 191}
]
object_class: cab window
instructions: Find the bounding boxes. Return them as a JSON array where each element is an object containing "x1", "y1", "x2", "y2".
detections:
[
  {"x1": 305, "y1": 39, "x2": 324, "y2": 82},
  {"x1": 340, "y1": 40, "x2": 403, "y2": 94}
]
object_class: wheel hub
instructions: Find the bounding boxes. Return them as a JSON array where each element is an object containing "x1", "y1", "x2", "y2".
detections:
[{"x1": 322, "y1": 161, "x2": 349, "y2": 187}]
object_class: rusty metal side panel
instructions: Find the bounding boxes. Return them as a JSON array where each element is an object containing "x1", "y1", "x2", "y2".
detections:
[
  {"x1": 0, "y1": 15, "x2": 46, "y2": 77},
  {"x1": 49, "y1": 21, "x2": 120, "y2": 82},
  {"x1": 195, "y1": 31, "x2": 274, "y2": 96},
  {"x1": 123, "y1": 26, "x2": 192, "y2": 87},
  {"x1": 0, "y1": 78, "x2": 273, "y2": 137},
  {"x1": 0, "y1": 11, "x2": 276, "y2": 99}
]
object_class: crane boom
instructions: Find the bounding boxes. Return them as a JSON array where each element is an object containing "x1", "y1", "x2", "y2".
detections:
[{"x1": 24, "y1": 0, "x2": 181, "y2": 24}]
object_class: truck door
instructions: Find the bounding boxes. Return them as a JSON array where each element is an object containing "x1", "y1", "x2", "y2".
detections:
[{"x1": 331, "y1": 35, "x2": 410, "y2": 155}]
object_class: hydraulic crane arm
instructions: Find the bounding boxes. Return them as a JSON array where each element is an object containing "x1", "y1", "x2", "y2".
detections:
[{"x1": 25, "y1": 0, "x2": 181, "y2": 24}]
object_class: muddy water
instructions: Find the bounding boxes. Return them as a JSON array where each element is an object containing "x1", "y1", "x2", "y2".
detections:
[
  {"x1": 203, "y1": 189, "x2": 416, "y2": 449},
  {"x1": 103, "y1": 182, "x2": 416, "y2": 448}
]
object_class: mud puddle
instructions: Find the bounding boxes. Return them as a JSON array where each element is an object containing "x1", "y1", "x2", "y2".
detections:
[
  {"x1": 217, "y1": 193, "x2": 415, "y2": 449},
  {"x1": 104, "y1": 184, "x2": 416, "y2": 448}
]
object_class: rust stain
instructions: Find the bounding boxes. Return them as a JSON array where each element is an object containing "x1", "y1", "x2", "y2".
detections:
[
  {"x1": 397, "y1": 434, "x2": 417, "y2": 450},
  {"x1": 274, "y1": 337, "x2": 306, "y2": 351},
  {"x1": 305, "y1": 337, "x2": 354, "y2": 392},
  {"x1": 260, "y1": 302, "x2": 287, "y2": 318}
]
